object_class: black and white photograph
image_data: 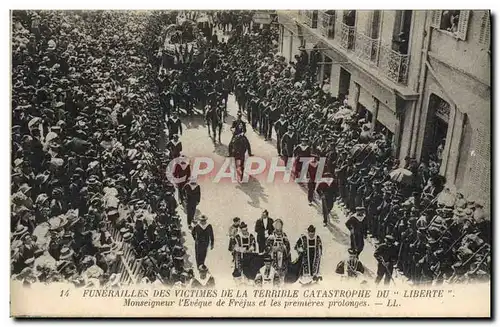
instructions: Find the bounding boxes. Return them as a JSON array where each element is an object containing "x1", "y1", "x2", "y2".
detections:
[{"x1": 9, "y1": 8, "x2": 491, "y2": 317}]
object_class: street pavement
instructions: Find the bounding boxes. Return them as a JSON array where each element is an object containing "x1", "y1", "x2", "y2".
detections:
[{"x1": 173, "y1": 95, "x2": 402, "y2": 288}]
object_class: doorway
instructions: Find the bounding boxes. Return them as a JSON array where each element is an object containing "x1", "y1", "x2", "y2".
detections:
[{"x1": 338, "y1": 67, "x2": 351, "y2": 102}]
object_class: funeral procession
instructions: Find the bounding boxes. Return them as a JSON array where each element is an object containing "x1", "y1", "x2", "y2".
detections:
[{"x1": 10, "y1": 9, "x2": 490, "y2": 290}]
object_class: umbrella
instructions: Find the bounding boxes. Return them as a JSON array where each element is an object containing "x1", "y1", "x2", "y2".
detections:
[{"x1": 389, "y1": 168, "x2": 414, "y2": 185}]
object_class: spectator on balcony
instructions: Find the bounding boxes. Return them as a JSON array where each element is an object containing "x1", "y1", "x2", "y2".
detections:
[{"x1": 396, "y1": 32, "x2": 409, "y2": 55}]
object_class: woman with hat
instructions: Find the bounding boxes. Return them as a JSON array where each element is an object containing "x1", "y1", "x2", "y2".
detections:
[
  {"x1": 374, "y1": 235, "x2": 398, "y2": 285},
  {"x1": 191, "y1": 215, "x2": 214, "y2": 268},
  {"x1": 346, "y1": 207, "x2": 366, "y2": 256}
]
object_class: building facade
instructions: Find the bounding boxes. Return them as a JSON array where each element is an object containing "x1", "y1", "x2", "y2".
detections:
[{"x1": 277, "y1": 10, "x2": 490, "y2": 207}]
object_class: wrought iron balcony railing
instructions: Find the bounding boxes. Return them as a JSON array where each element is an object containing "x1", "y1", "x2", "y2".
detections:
[
  {"x1": 338, "y1": 22, "x2": 355, "y2": 50},
  {"x1": 319, "y1": 10, "x2": 335, "y2": 39},
  {"x1": 378, "y1": 45, "x2": 410, "y2": 84},
  {"x1": 354, "y1": 32, "x2": 380, "y2": 65}
]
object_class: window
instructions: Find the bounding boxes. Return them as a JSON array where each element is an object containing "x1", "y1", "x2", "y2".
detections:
[
  {"x1": 370, "y1": 10, "x2": 381, "y2": 39},
  {"x1": 479, "y1": 11, "x2": 490, "y2": 48},
  {"x1": 392, "y1": 10, "x2": 412, "y2": 54},
  {"x1": 431, "y1": 10, "x2": 470, "y2": 40}
]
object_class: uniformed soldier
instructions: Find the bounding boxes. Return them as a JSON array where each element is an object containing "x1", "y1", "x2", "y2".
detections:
[
  {"x1": 228, "y1": 217, "x2": 241, "y2": 252},
  {"x1": 183, "y1": 177, "x2": 201, "y2": 228},
  {"x1": 281, "y1": 125, "x2": 298, "y2": 164},
  {"x1": 259, "y1": 99, "x2": 269, "y2": 136},
  {"x1": 293, "y1": 137, "x2": 312, "y2": 179},
  {"x1": 190, "y1": 265, "x2": 215, "y2": 288},
  {"x1": 166, "y1": 134, "x2": 182, "y2": 158},
  {"x1": 274, "y1": 114, "x2": 288, "y2": 156},
  {"x1": 316, "y1": 172, "x2": 337, "y2": 226},
  {"x1": 266, "y1": 103, "x2": 280, "y2": 141},
  {"x1": 254, "y1": 255, "x2": 280, "y2": 288},
  {"x1": 336, "y1": 248, "x2": 365, "y2": 280},
  {"x1": 167, "y1": 112, "x2": 183, "y2": 140},
  {"x1": 374, "y1": 235, "x2": 398, "y2": 285},
  {"x1": 307, "y1": 154, "x2": 320, "y2": 205}
]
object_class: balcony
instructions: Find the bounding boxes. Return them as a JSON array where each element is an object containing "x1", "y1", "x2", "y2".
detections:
[
  {"x1": 319, "y1": 10, "x2": 335, "y2": 39},
  {"x1": 379, "y1": 45, "x2": 410, "y2": 84},
  {"x1": 338, "y1": 22, "x2": 355, "y2": 50},
  {"x1": 355, "y1": 32, "x2": 380, "y2": 65}
]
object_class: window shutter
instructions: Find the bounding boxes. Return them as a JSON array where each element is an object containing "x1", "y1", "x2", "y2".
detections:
[
  {"x1": 456, "y1": 10, "x2": 470, "y2": 40},
  {"x1": 430, "y1": 10, "x2": 442, "y2": 28},
  {"x1": 479, "y1": 11, "x2": 490, "y2": 46}
]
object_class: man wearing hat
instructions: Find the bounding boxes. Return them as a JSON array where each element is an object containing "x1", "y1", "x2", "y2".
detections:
[
  {"x1": 254, "y1": 255, "x2": 280, "y2": 288},
  {"x1": 375, "y1": 191, "x2": 392, "y2": 242},
  {"x1": 191, "y1": 215, "x2": 214, "y2": 267},
  {"x1": 274, "y1": 113, "x2": 288, "y2": 156},
  {"x1": 167, "y1": 134, "x2": 183, "y2": 159},
  {"x1": 346, "y1": 207, "x2": 366, "y2": 255},
  {"x1": 306, "y1": 154, "x2": 321, "y2": 206},
  {"x1": 167, "y1": 112, "x2": 183, "y2": 140},
  {"x1": 190, "y1": 264, "x2": 215, "y2": 288},
  {"x1": 316, "y1": 173, "x2": 337, "y2": 226},
  {"x1": 183, "y1": 177, "x2": 201, "y2": 228},
  {"x1": 374, "y1": 235, "x2": 398, "y2": 285},
  {"x1": 335, "y1": 248, "x2": 365, "y2": 280},
  {"x1": 294, "y1": 225, "x2": 322, "y2": 281}
]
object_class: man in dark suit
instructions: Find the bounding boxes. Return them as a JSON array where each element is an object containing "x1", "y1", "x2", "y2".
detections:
[
  {"x1": 254, "y1": 210, "x2": 274, "y2": 254},
  {"x1": 183, "y1": 177, "x2": 200, "y2": 228}
]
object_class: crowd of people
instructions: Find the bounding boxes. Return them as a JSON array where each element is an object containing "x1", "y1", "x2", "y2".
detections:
[
  {"x1": 10, "y1": 10, "x2": 208, "y2": 288},
  {"x1": 11, "y1": 10, "x2": 490, "y2": 288}
]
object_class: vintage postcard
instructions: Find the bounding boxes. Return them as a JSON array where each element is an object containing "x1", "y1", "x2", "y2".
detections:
[{"x1": 10, "y1": 9, "x2": 491, "y2": 317}]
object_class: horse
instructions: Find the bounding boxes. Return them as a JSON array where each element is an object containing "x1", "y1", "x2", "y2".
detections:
[
  {"x1": 205, "y1": 105, "x2": 223, "y2": 143},
  {"x1": 229, "y1": 133, "x2": 251, "y2": 181}
]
